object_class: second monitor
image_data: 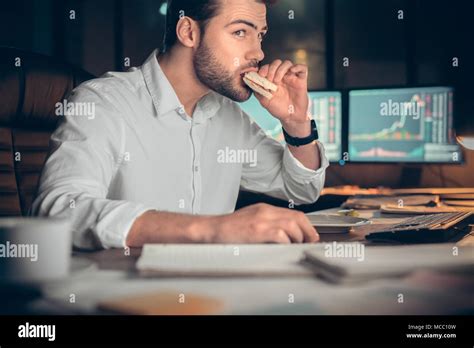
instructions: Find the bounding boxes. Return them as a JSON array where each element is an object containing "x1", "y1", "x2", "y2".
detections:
[
  {"x1": 348, "y1": 86, "x2": 462, "y2": 163},
  {"x1": 239, "y1": 91, "x2": 342, "y2": 162}
]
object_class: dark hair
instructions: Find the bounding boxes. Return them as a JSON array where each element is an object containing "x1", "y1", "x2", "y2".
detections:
[{"x1": 162, "y1": 0, "x2": 274, "y2": 53}]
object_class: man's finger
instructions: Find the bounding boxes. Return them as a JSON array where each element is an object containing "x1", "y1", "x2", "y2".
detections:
[
  {"x1": 286, "y1": 219, "x2": 305, "y2": 243},
  {"x1": 266, "y1": 229, "x2": 291, "y2": 244},
  {"x1": 258, "y1": 64, "x2": 269, "y2": 78},
  {"x1": 274, "y1": 60, "x2": 293, "y2": 84},
  {"x1": 290, "y1": 64, "x2": 308, "y2": 78},
  {"x1": 278, "y1": 219, "x2": 304, "y2": 243},
  {"x1": 266, "y1": 59, "x2": 283, "y2": 82},
  {"x1": 294, "y1": 212, "x2": 319, "y2": 243},
  {"x1": 271, "y1": 207, "x2": 319, "y2": 243}
]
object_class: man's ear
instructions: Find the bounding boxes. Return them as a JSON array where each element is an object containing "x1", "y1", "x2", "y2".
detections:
[{"x1": 176, "y1": 17, "x2": 201, "y2": 48}]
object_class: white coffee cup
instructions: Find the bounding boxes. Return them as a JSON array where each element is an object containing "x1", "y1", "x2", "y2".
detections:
[{"x1": 0, "y1": 217, "x2": 72, "y2": 284}]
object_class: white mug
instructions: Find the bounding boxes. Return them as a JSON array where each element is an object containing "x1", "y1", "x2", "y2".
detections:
[{"x1": 0, "y1": 217, "x2": 72, "y2": 284}]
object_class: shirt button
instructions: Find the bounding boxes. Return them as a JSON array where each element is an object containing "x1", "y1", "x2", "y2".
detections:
[{"x1": 194, "y1": 165, "x2": 199, "y2": 172}]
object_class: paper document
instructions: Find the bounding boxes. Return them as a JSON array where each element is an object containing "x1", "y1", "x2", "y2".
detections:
[
  {"x1": 380, "y1": 204, "x2": 474, "y2": 214},
  {"x1": 136, "y1": 244, "x2": 323, "y2": 277},
  {"x1": 342, "y1": 195, "x2": 439, "y2": 209}
]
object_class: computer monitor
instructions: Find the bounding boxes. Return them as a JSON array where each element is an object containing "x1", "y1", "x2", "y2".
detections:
[
  {"x1": 239, "y1": 91, "x2": 342, "y2": 161},
  {"x1": 348, "y1": 87, "x2": 462, "y2": 163}
]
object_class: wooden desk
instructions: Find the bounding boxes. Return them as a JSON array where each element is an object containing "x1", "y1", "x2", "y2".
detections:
[{"x1": 32, "y1": 208, "x2": 473, "y2": 315}]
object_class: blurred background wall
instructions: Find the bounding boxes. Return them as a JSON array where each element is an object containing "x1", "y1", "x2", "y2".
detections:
[{"x1": 1, "y1": 0, "x2": 472, "y2": 188}]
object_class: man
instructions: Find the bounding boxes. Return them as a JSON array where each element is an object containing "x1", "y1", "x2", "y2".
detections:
[{"x1": 31, "y1": 0, "x2": 329, "y2": 249}]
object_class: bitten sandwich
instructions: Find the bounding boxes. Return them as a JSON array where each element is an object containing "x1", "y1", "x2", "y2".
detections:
[{"x1": 243, "y1": 71, "x2": 278, "y2": 100}]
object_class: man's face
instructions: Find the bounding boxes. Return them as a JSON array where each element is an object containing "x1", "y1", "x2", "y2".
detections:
[{"x1": 193, "y1": 0, "x2": 267, "y2": 102}]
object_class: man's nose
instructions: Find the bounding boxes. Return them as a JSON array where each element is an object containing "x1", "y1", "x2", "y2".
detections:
[{"x1": 246, "y1": 44, "x2": 265, "y2": 64}]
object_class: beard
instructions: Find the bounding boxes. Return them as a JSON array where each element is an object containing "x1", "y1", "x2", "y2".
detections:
[{"x1": 193, "y1": 41, "x2": 252, "y2": 103}]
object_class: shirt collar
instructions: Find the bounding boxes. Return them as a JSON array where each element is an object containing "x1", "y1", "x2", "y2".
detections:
[{"x1": 141, "y1": 49, "x2": 222, "y2": 121}]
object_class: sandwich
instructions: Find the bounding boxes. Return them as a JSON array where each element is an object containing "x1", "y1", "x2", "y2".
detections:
[{"x1": 243, "y1": 71, "x2": 278, "y2": 100}]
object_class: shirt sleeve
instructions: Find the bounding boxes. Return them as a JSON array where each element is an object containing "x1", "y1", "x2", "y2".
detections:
[
  {"x1": 30, "y1": 83, "x2": 153, "y2": 250},
  {"x1": 240, "y1": 111, "x2": 329, "y2": 205}
]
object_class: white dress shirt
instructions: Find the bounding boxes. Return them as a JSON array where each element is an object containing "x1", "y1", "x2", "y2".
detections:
[{"x1": 31, "y1": 50, "x2": 329, "y2": 249}]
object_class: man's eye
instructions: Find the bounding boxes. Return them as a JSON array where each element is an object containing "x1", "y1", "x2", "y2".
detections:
[
  {"x1": 234, "y1": 30, "x2": 246, "y2": 38},
  {"x1": 258, "y1": 33, "x2": 265, "y2": 42}
]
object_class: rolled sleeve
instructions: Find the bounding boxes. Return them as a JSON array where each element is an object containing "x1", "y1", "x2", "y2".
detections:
[
  {"x1": 240, "y1": 110, "x2": 329, "y2": 205},
  {"x1": 282, "y1": 141, "x2": 329, "y2": 184},
  {"x1": 94, "y1": 202, "x2": 152, "y2": 249}
]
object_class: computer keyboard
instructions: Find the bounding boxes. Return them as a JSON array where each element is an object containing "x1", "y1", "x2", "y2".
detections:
[
  {"x1": 380, "y1": 212, "x2": 469, "y2": 231},
  {"x1": 366, "y1": 212, "x2": 474, "y2": 243}
]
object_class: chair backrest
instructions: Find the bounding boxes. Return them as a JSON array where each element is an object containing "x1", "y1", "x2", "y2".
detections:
[{"x1": 0, "y1": 47, "x2": 94, "y2": 216}]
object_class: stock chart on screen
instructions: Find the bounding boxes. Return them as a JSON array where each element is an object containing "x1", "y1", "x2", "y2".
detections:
[
  {"x1": 348, "y1": 87, "x2": 462, "y2": 163},
  {"x1": 239, "y1": 91, "x2": 342, "y2": 161}
]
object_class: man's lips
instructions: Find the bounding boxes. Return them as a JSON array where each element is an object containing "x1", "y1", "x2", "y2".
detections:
[{"x1": 240, "y1": 67, "x2": 259, "y2": 77}]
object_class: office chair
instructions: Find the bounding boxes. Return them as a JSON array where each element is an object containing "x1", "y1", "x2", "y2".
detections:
[{"x1": 0, "y1": 47, "x2": 94, "y2": 216}]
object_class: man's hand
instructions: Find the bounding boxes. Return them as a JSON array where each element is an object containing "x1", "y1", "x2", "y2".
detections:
[
  {"x1": 255, "y1": 60, "x2": 311, "y2": 136},
  {"x1": 252, "y1": 59, "x2": 321, "y2": 171},
  {"x1": 210, "y1": 203, "x2": 319, "y2": 244},
  {"x1": 126, "y1": 204, "x2": 319, "y2": 247}
]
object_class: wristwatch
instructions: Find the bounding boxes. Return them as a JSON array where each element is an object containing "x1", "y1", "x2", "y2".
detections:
[{"x1": 283, "y1": 119, "x2": 319, "y2": 147}]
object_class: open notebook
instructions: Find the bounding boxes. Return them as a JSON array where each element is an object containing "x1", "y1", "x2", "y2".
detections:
[
  {"x1": 303, "y1": 243, "x2": 474, "y2": 284},
  {"x1": 136, "y1": 244, "x2": 322, "y2": 277}
]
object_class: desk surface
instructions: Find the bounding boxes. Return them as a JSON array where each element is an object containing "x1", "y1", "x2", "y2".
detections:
[{"x1": 33, "y1": 209, "x2": 474, "y2": 315}]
